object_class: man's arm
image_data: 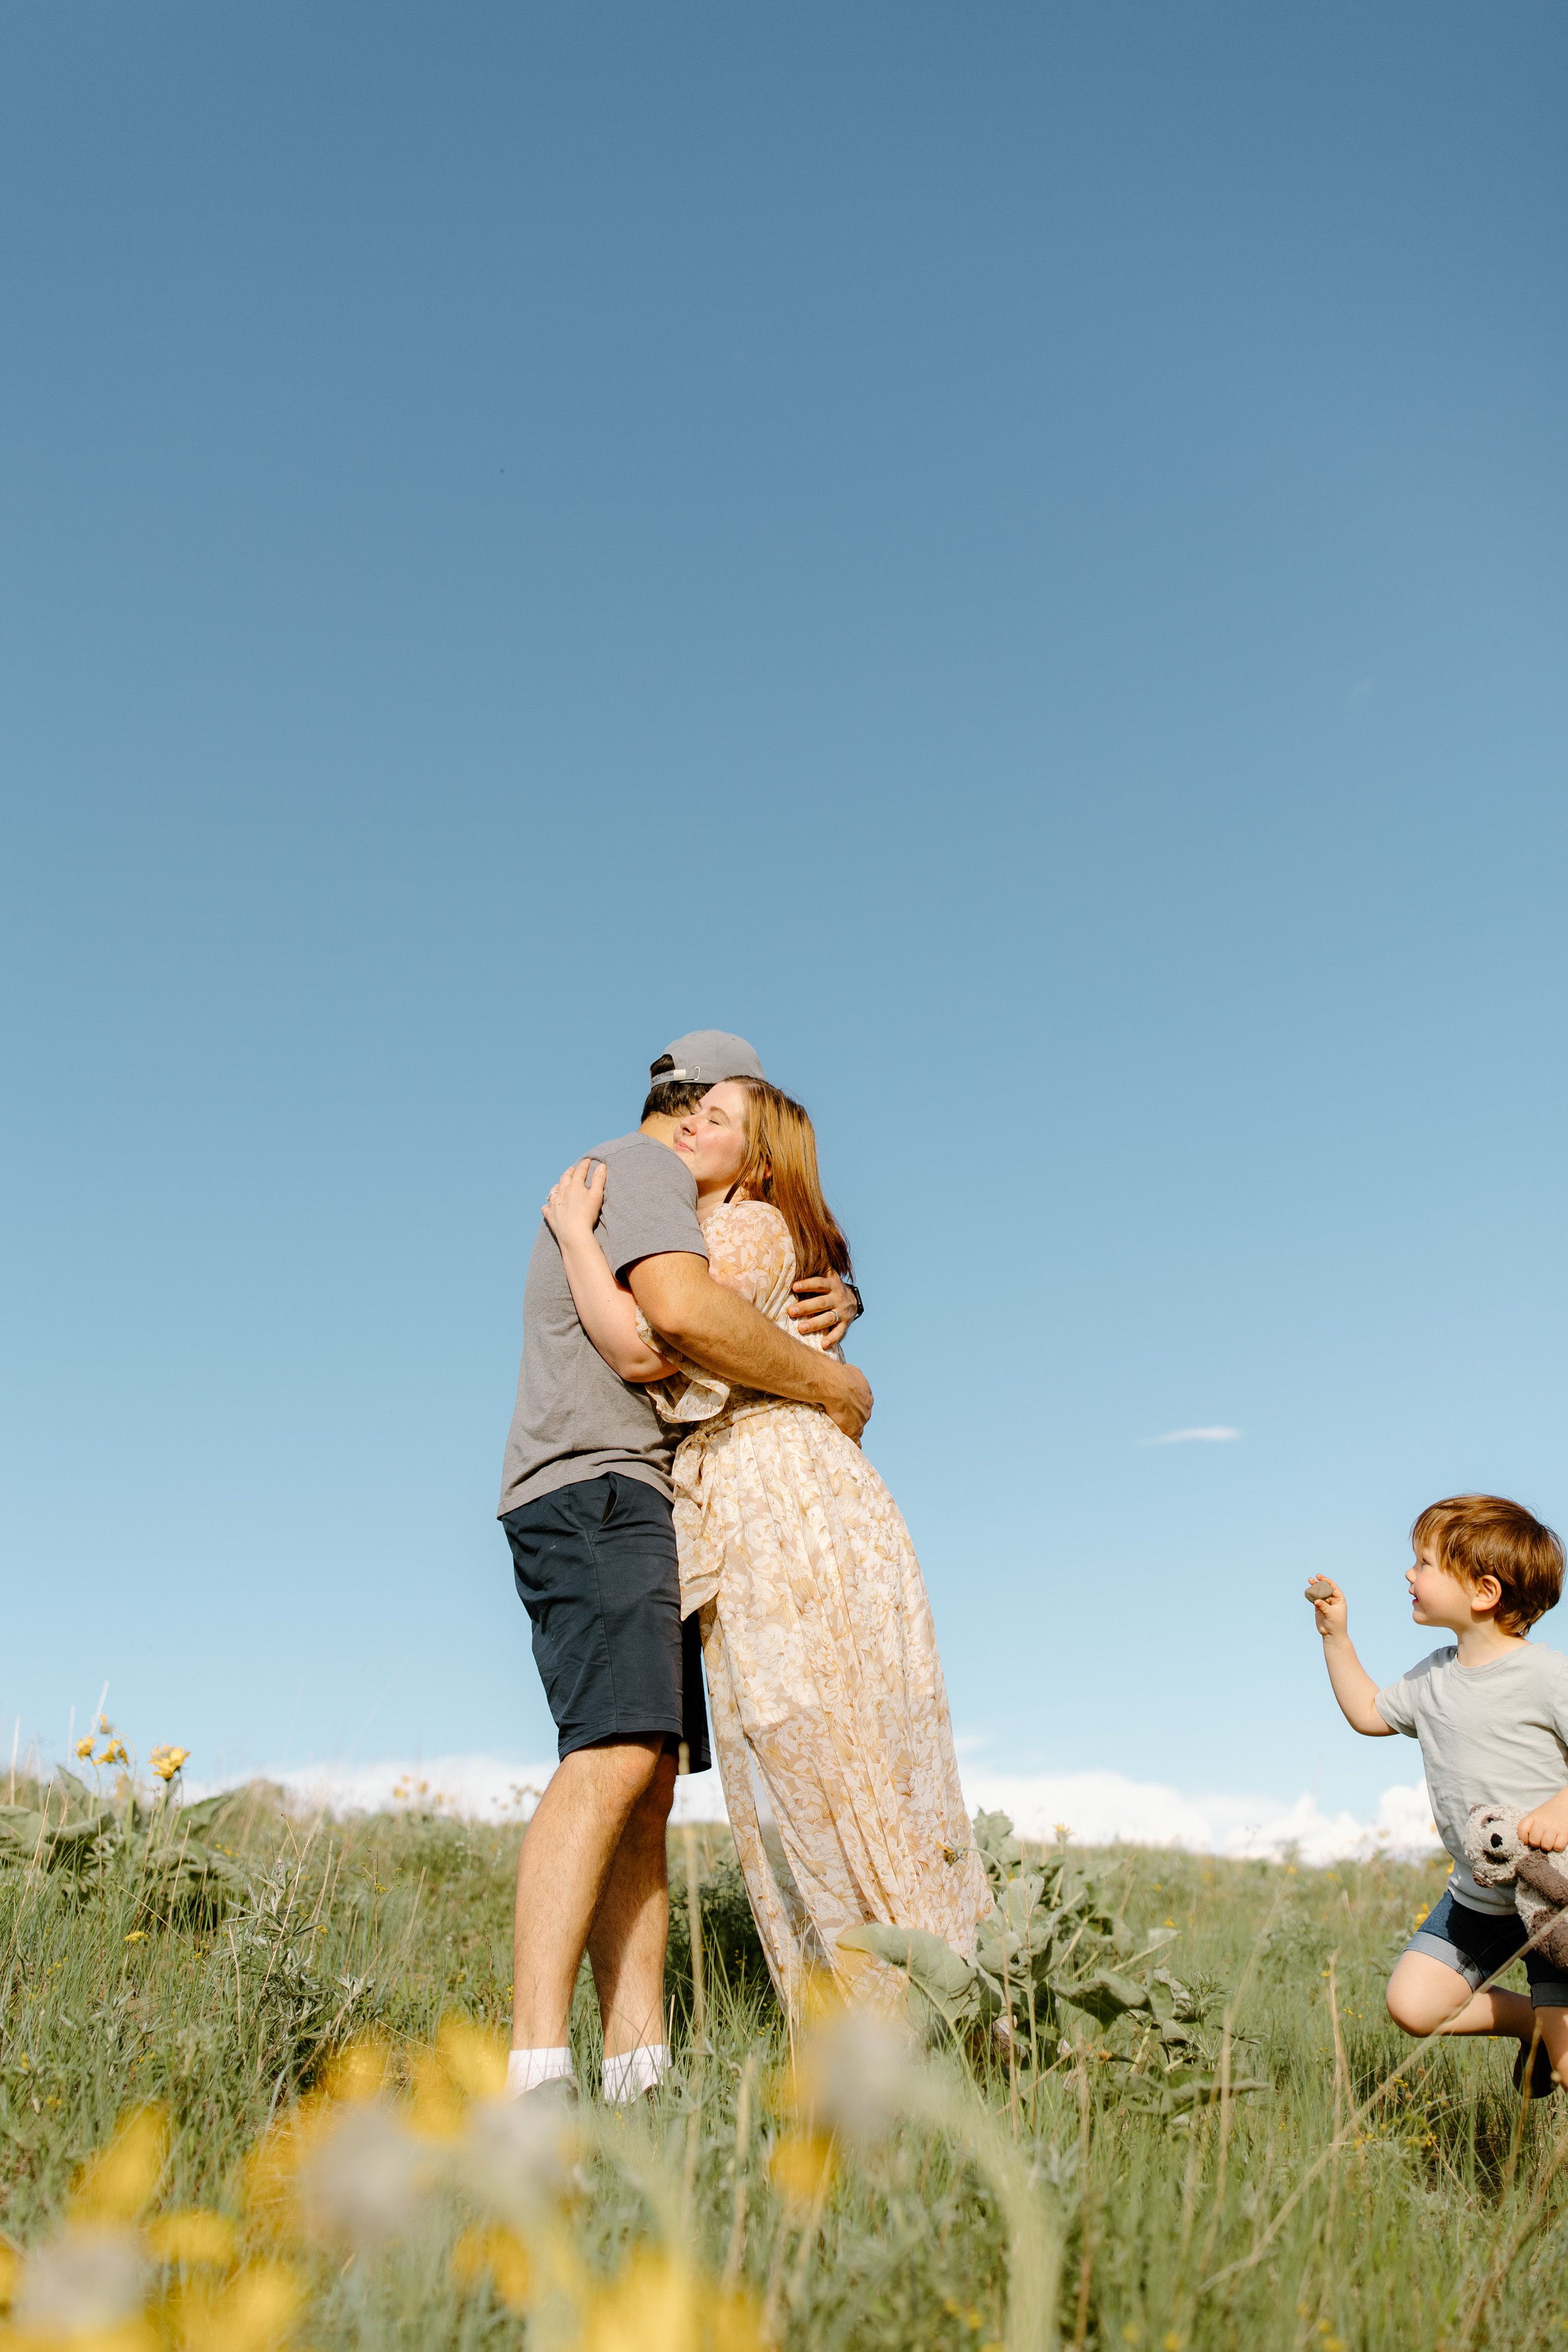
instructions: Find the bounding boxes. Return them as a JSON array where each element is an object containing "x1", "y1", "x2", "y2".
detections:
[{"x1": 628, "y1": 1254, "x2": 872, "y2": 1443}]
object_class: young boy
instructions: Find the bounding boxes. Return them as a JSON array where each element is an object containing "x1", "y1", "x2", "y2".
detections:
[{"x1": 1308, "y1": 1493, "x2": 1568, "y2": 2093}]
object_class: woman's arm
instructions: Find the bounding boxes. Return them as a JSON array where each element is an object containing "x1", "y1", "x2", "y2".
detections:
[{"x1": 543, "y1": 1160, "x2": 679, "y2": 1384}]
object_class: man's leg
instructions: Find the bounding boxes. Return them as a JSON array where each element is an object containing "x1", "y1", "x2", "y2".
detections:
[
  {"x1": 511, "y1": 1735, "x2": 665, "y2": 2053},
  {"x1": 587, "y1": 1747, "x2": 679, "y2": 2058}
]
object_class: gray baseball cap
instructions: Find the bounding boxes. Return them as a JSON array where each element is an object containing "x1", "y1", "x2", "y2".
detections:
[{"x1": 648, "y1": 1029, "x2": 766, "y2": 1088}]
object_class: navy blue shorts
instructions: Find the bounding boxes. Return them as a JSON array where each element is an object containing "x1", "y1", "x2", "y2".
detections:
[
  {"x1": 502, "y1": 1473, "x2": 711, "y2": 1772},
  {"x1": 1404, "y1": 1887, "x2": 1568, "y2": 2008}
]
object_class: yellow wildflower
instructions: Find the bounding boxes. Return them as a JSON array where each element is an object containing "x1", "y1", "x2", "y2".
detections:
[
  {"x1": 769, "y1": 2131, "x2": 835, "y2": 2204},
  {"x1": 148, "y1": 1746, "x2": 191, "y2": 1783},
  {"x1": 73, "y1": 1735, "x2": 97, "y2": 1760},
  {"x1": 167, "y1": 2258, "x2": 302, "y2": 2352},
  {"x1": 146, "y1": 2210, "x2": 238, "y2": 2268},
  {"x1": 578, "y1": 2253, "x2": 762, "y2": 2352},
  {"x1": 452, "y1": 2223, "x2": 534, "y2": 2313},
  {"x1": 72, "y1": 2107, "x2": 169, "y2": 2224}
]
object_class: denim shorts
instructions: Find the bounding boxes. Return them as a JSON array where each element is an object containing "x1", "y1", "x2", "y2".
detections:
[
  {"x1": 1404, "y1": 1887, "x2": 1568, "y2": 2008},
  {"x1": 502, "y1": 1472, "x2": 711, "y2": 1771}
]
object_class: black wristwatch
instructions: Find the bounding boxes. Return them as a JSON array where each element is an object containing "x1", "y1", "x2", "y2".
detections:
[{"x1": 844, "y1": 1281, "x2": 865, "y2": 1323}]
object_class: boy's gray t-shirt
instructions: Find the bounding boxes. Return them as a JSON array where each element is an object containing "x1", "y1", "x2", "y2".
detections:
[
  {"x1": 497, "y1": 1133, "x2": 707, "y2": 1514},
  {"x1": 1377, "y1": 1643, "x2": 1568, "y2": 1914}
]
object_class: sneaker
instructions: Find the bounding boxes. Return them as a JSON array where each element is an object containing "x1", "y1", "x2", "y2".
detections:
[{"x1": 1513, "y1": 2040, "x2": 1557, "y2": 2100}]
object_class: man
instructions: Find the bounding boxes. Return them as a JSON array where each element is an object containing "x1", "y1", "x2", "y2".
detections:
[{"x1": 497, "y1": 1029, "x2": 870, "y2": 2103}]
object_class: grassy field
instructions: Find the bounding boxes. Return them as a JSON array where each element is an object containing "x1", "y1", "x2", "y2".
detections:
[{"x1": 4, "y1": 1769, "x2": 1568, "y2": 2351}]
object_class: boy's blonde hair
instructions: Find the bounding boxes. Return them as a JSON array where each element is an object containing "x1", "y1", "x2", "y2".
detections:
[{"x1": 1412, "y1": 1494, "x2": 1564, "y2": 1635}]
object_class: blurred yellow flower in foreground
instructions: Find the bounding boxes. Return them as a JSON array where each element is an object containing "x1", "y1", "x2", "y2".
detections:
[
  {"x1": 144, "y1": 2213, "x2": 236, "y2": 2270},
  {"x1": 451, "y1": 2223, "x2": 533, "y2": 2313},
  {"x1": 768, "y1": 2132, "x2": 835, "y2": 2205},
  {"x1": 147, "y1": 1749, "x2": 190, "y2": 1784},
  {"x1": 99, "y1": 1742, "x2": 127, "y2": 1769},
  {"x1": 164, "y1": 2260, "x2": 301, "y2": 2352},
  {"x1": 437, "y1": 2013, "x2": 507, "y2": 2101},
  {"x1": 73, "y1": 1737, "x2": 95, "y2": 1761},
  {"x1": 72, "y1": 2111, "x2": 167, "y2": 2227},
  {"x1": 578, "y1": 2254, "x2": 762, "y2": 2352}
]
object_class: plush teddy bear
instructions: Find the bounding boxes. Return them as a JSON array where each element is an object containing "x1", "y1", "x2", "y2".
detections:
[{"x1": 1463, "y1": 1804, "x2": 1568, "y2": 1972}]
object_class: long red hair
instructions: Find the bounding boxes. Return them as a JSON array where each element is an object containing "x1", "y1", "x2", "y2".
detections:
[{"x1": 727, "y1": 1080, "x2": 852, "y2": 1283}]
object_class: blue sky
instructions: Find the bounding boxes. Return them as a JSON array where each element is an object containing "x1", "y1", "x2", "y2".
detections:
[{"x1": 3, "y1": 2, "x2": 1564, "y2": 1825}]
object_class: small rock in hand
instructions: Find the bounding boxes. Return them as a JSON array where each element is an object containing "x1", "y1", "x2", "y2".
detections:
[{"x1": 1305, "y1": 1577, "x2": 1335, "y2": 1601}]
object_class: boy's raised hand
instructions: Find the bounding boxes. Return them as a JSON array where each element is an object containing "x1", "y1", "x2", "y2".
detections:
[{"x1": 1306, "y1": 1576, "x2": 1348, "y2": 1636}]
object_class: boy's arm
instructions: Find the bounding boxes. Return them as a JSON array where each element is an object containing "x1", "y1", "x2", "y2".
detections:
[
  {"x1": 1305, "y1": 1577, "x2": 1396, "y2": 1737},
  {"x1": 1517, "y1": 1793, "x2": 1568, "y2": 1852},
  {"x1": 1519, "y1": 1663, "x2": 1568, "y2": 1849},
  {"x1": 628, "y1": 1254, "x2": 872, "y2": 1443}
]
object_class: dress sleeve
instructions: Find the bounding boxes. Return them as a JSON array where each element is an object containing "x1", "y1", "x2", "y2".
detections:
[
  {"x1": 635, "y1": 1316, "x2": 732, "y2": 1426},
  {"x1": 704, "y1": 1202, "x2": 796, "y2": 1314},
  {"x1": 635, "y1": 1203, "x2": 799, "y2": 1424}
]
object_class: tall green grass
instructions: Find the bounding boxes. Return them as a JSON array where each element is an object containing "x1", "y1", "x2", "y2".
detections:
[{"x1": 3, "y1": 1780, "x2": 1566, "y2": 2350}]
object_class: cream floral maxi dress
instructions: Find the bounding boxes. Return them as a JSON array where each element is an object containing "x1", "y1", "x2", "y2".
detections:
[{"x1": 641, "y1": 1199, "x2": 990, "y2": 2009}]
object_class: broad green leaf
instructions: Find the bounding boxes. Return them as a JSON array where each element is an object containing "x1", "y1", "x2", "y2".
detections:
[
  {"x1": 972, "y1": 1809, "x2": 1022, "y2": 1884},
  {"x1": 171, "y1": 1793, "x2": 242, "y2": 1836},
  {"x1": 43, "y1": 1809, "x2": 114, "y2": 1848},
  {"x1": 837, "y1": 1924, "x2": 981, "y2": 2038},
  {"x1": 1051, "y1": 1969, "x2": 1153, "y2": 2026},
  {"x1": 1120, "y1": 2068, "x2": 1270, "y2": 2117}
]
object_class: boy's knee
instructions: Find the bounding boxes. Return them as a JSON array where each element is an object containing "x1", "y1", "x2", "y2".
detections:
[
  {"x1": 1385, "y1": 1981, "x2": 1426, "y2": 2035},
  {"x1": 1384, "y1": 1960, "x2": 1451, "y2": 2036}
]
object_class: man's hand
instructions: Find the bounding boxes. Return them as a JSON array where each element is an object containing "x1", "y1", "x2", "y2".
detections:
[
  {"x1": 1305, "y1": 1576, "x2": 1348, "y2": 1638},
  {"x1": 789, "y1": 1272, "x2": 857, "y2": 1348},
  {"x1": 1518, "y1": 1790, "x2": 1568, "y2": 1853},
  {"x1": 821, "y1": 1361, "x2": 873, "y2": 1445}
]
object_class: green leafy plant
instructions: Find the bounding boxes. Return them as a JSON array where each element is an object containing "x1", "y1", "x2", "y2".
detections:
[
  {"x1": 841, "y1": 1810, "x2": 1268, "y2": 2116},
  {"x1": 0, "y1": 1764, "x2": 246, "y2": 1922}
]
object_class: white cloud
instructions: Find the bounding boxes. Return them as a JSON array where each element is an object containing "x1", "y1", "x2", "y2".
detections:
[
  {"x1": 192, "y1": 1754, "x2": 731, "y2": 1825},
  {"x1": 193, "y1": 1754, "x2": 1439, "y2": 1865},
  {"x1": 1142, "y1": 1426, "x2": 1242, "y2": 1446},
  {"x1": 959, "y1": 1766, "x2": 1438, "y2": 1868}
]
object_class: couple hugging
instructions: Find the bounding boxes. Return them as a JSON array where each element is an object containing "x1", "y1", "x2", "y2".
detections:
[{"x1": 497, "y1": 1030, "x2": 989, "y2": 2104}]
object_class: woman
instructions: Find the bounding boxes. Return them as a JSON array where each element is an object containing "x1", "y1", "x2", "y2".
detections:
[{"x1": 543, "y1": 1080, "x2": 989, "y2": 2009}]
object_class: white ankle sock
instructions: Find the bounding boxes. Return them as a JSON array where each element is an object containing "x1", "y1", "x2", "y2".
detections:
[
  {"x1": 602, "y1": 2043, "x2": 670, "y2": 2104},
  {"x1": 506, "y1": 2047, "x2": 573, "y2": 2099}
]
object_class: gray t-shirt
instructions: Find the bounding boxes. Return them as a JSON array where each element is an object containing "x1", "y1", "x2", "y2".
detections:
[
  {"x1": 1377, "y1": 1642, "x2": 1568, "y2": 1914},
  {"x1": 497, "y1": 1132, "x2": 707, "y2": 1514}
]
